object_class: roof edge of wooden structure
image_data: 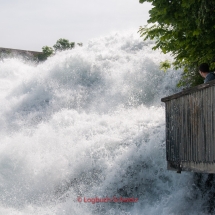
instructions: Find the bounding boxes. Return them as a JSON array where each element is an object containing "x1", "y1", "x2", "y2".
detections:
[{"x1": 161, "y1": 79, "x2": 215, "y2": 102}]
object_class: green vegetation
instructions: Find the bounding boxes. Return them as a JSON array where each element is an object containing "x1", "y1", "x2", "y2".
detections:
[
  {"x1": 139, "y1": 0, "x2": 215, "y2": 87},
  {"x1": 38, "y1": 38, "x2": 83, "y2": 61},
  {"x1": 53, "y1": 38, "x2": 75, "y2": 51},
  {"x1": 160, "y1": 60, "x2": 171, "y2": 72},
  {"x1": 38, "y1": 46, "x2": 54, "y2": 61}
]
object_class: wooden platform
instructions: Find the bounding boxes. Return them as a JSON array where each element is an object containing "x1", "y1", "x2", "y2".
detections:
[{"x1": 161, "y1": 79, "x2": 215, "y2": 173}]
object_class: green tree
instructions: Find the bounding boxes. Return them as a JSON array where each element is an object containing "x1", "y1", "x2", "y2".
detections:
[
  {"x1": 38, "y1": 39, "x2": 83, "y2": 62},
  {"x1": 139, "y1": 0, "x2": 215, "y2": 87},
  {"x1": 38, "y1": 46, "x2": 54, "y2": 61},
  {"x1": 53, "y1": 38, "x2": 76, "y2": 51}
]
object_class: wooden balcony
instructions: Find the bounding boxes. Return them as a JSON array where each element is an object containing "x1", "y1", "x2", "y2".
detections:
[{"x1": 161, "y1": 80, "x2": 215, "y2": 173}]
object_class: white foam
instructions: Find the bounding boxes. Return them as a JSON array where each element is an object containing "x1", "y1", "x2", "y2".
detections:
[{"x1": 0, "y1": 32, "x2": 207, "y2": 215}]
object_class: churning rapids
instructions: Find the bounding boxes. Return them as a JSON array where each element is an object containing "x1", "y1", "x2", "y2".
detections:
[{"x1": 0, "y1": 32, "x2": 212, "y2": 215}]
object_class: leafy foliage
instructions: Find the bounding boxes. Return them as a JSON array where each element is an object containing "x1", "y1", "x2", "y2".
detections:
[
  {"x1": 53, "y1": 38, "x2": 75, "y2": 51},
  {"x1": 160, "y1": 60, "x2": 171, "y2": 72},
  {"x1": 38, "y1": 46, "x2": 54, "y2": 61},
  {"x1": 38, "y1": 38, "x2": 83, "y2": 61},
  {"x1": 139, "y1": 0, "x2": 215, "y2": 87}
]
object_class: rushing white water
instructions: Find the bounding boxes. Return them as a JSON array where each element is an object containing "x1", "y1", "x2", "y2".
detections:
[{"x1": 0, "y1": 32, "x2": 210, "y2": 215}]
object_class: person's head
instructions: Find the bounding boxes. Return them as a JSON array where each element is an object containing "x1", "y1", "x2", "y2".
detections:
[
  {"x1": 199, "y1": 63, "x2": 209, "y2": 73},
  {"x1": 199, "y1": 63, "x2": 209, "y2": 78}
]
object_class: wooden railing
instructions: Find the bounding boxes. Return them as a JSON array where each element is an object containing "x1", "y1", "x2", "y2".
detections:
[{"x1": 161, "y1": 80, "x2": 215, "y2": 173}]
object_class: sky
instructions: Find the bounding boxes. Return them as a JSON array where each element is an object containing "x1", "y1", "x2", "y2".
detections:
[{"x1": 0, "y1": 0, "x2": 152, "y2": 51}]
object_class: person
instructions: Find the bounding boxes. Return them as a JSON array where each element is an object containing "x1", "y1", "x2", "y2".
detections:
[{"x1": 199, "y1": 63, "x2": 215, "y2": 83}]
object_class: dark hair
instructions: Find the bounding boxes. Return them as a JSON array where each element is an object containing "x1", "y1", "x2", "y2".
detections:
[{"x1": 199, "y1": 63, "x2": 209, "y2": 73}]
